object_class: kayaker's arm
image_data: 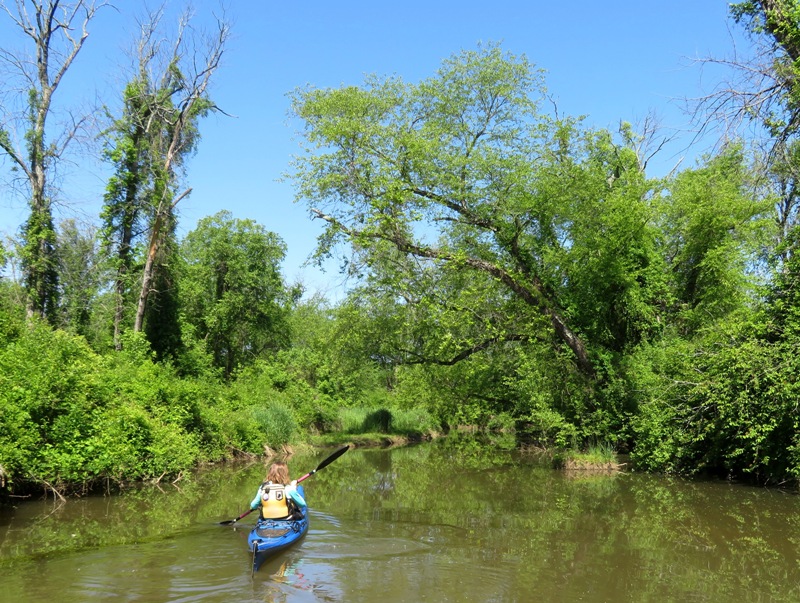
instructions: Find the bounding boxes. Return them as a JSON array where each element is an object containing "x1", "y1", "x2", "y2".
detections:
[
  {"x1": 287, "y1": 482, "x2": 306, "y2": 508},
  {"x1": 249, "y1": 489, "x2": 262, "y2": 510}
]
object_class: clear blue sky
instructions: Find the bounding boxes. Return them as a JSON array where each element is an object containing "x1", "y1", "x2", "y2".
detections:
[{"x1": 0, "y1": 1, "x2": 750, "y2": 300}]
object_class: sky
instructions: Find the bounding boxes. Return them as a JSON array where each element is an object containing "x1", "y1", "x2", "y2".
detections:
[{"x1": 0, "y1": 1, "x2": 752, "y2": 301}]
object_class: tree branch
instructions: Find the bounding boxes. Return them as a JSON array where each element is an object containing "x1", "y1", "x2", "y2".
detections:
[
  {"x1": 311, "y1": 207, "x2": 595, "y2": 376},
  {"x1": 400, "y1": 333, "x2": 530, "y2": 365}
]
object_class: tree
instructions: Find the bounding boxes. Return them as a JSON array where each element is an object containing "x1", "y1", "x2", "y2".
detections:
[
  {"x1": 289, "y1": 46, "x2": 663, "y2": 380},
  {"x1": 179, "y1": 211, "x2": 294, "y2": 378},
  {"x1": 0, "y1": 0, "x2": 106, "y2": 321},
  {"x1": 692, "y1": 2, "x2": 800, "y2": 252},
  {"x1": 56, "y1": 218, "x2": 106, "y2": 337},
  {"x1": 658, "y1": 145, "x2": 772, "y2": 332},
  {"x1": 725, "y1": 1, "x2": 800, "y2": 143},
  {"x1": 101, "y1": 6, "x2": 230, "y2": 353},
  {"x1": 100, "y1": 77, "x2": 153, "y2": 350}
]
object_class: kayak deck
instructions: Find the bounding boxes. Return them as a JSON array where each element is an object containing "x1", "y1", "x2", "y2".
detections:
[{"x1": 247, "y1": 511, "x2": 308, "y2": 573}]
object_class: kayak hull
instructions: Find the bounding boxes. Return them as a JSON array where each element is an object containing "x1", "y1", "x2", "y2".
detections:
[{"x1": 247, "y1": 506, "x2": 308, "y2": 572}]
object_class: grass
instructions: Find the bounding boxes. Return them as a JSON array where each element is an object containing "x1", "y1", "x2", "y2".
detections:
[
  {"x1": 310, "y1": 406, "x2": 440, "y2": 448},
  {"x1": 552, "y1": 442, "x2": 623, "y2": 472}
]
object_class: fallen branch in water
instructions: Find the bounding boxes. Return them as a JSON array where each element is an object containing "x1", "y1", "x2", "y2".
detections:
[{"x1": 41, "y1": 480, "x2": 66, "y2": 502}]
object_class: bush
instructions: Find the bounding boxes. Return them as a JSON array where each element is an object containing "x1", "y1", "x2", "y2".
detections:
[
  {"x1": 362, "y1": 408, "x2": 392, "y2": 432},
  {"x1": 0, "y1": 323, "x2": 224, "y2": 493},
  {"x1": 251, "y1": 403, "x2": 298, "y2": 449},
  {"x1": 337, "y1": 405, "x2": 436, "y2": 437}
]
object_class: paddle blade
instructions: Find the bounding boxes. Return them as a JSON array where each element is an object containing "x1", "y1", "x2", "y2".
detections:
[
  {"x1": 316, "y1": 445, "x2": 350, "y2": 471},
  {"x1": 219, "y1": 507, "x2": 254, "y2": 525},
  {"x1": 297, "y1": 445, "x2": 350, "y2": 483}
]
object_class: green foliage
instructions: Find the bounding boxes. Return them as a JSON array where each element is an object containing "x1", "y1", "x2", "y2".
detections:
[
  {"x1": 658, "y1": 146, "x2": 770, "y2": 332},
  {"x1": 142, "y1": 238, "x2": 183, "y2": 361},
  {"x1": 558, "y1": 125, "x2": 669, "y2": 354},
  {"x1": 335, "y1": 405, "x2": 437, "y2": 437},
  {"x1": 179, "y1": 211, "x2": 292, "y2": 377},
  {"x1": 290, "y1": 44, "x2": 607, "y2": 378},
  {"x1": 0, "y1": 319, "x2": 103, "y2": 486},
  {"x1": 228, "y1": 358, "x2": 337, "y2": 434},
  {"x1": 20, "y1": 205, "x2": 59, "y2": 322},
  {"x1": 0, "y1": 319, "x2": 234, "y2": 493},
  {"x1": 627, "y1": 311, "x2": 800, "y2": 484},
  {"x1": 55, "y1": 219, "x2": 109, "y2": 340}
]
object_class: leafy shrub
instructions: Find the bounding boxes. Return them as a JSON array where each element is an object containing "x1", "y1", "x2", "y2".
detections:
[
  {"x1": 251, "y1": 403, "x2": 298, "y2": 449},
  {"x1": 362, "y1": 408, "x2": 393, "y2": 432}
]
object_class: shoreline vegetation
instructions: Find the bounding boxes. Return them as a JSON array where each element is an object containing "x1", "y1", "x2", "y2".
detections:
[
  {"x1": 8, "y1": 9, "x2": 800, "y2": 501},
  {"x1": 551, "y1": 446, "x2": 626, "y2": 474}
]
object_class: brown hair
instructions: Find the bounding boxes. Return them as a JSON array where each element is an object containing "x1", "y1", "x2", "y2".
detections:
[{"x1": 267, "y1": 461, "x2": 290, "y2": 485}]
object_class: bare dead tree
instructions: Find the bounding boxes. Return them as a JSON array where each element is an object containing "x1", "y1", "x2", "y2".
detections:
[
  {"x1": 687, "y1": 1, "x2": 800, "y2": 245},
  {"x1": 0, "y1": 0, "x2": 107, "y2": 320}
]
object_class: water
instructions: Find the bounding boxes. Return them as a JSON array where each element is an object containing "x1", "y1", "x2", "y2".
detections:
[{"x1": 2, "y1": 437, "x2": 800, "y2": 602}]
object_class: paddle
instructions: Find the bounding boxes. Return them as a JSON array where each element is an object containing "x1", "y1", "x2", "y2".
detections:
[
  {"x1": 220, "y1": 507, "x2": 255, "y2": 526},
  {"x1": 295, "y1": 444, "x2": 350, "y2": 484},
  {"x1": 219, "y1": 445, "x2": 350, "y2": 525}
]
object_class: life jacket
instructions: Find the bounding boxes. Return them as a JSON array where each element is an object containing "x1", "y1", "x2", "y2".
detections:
[{"x1": 259, "y1": 482, "x2": 291, "y2": 519}]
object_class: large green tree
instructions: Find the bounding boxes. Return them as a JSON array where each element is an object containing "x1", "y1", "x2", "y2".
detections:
[
  {"x1": 289, "y1": 46, "x2": 663, "y2": 383},
  {"x1": 179, "y1": 211, "x2": 294, "y2": 378}
]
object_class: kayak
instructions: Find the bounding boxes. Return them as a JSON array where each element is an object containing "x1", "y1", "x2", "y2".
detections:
[
  {"x1": 224, "y1": 448, "x2": 348, "y2": 574},
  {"x1": 247, "y1": 486, "x2": 308, "y2": 573}
]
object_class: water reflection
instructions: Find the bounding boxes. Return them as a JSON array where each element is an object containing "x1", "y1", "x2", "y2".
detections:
[{"x1": 2, "y1": 439, "x2": 800, "y2": 602}]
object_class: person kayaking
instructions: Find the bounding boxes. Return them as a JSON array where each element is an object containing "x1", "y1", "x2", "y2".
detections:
[{"x1": 250, "y1": 460, "x2": 307, "y2": 520}]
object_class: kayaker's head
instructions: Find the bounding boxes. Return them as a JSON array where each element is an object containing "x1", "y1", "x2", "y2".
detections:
[{"x1": 267, "y1": 461, "x2": 290, "y2": 485}]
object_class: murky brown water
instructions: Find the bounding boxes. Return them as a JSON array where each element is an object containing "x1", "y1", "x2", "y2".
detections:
[{"x1": 2, "y1": 437, "x2": 800, "y2": 602}]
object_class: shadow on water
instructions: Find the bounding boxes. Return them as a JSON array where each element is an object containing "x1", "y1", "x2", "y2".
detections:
[{"x1": 3, "y1": 437, "x2": 800, "y2": 602}]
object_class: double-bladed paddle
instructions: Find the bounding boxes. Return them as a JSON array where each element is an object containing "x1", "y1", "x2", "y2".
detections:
[{"x1": 219, "y1": 445, "x2": 350, "y2": 525}]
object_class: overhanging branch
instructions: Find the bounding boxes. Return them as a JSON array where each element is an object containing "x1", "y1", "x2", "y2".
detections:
[
  {"x1": 311, "y1": 207, "x2": 595, "y2": 377},
  {"x1": 400, "y1": 333, "x2": 530, "y2": 366}
]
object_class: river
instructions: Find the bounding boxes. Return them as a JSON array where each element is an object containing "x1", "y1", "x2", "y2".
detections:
[{"x1": 2, "y1": 436, "x2": 799, "y2": 602}]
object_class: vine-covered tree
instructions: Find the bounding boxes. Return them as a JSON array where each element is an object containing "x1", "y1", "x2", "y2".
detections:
[{"x1": 101, "y1": 6, "x2": 230, "y2": 354}]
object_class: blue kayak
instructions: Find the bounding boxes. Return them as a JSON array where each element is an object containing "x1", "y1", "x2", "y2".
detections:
[{"x1": 247, "y1": 487, "x2": 308, "y2": 573}]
